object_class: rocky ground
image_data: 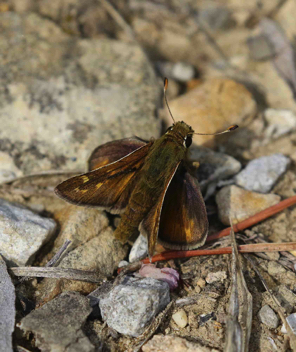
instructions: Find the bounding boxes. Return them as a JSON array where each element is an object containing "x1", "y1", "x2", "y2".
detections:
[{"x1": 1, "y1": 0, "x2": 296, "y2": 351}]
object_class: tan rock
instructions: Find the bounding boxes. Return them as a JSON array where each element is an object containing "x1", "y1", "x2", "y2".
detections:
[
  {"x1": 172, "y1": 309, "x2": 188, "y2": 328},
  {"x1": 216, "y1": 185, "x2": 281, "y2": 226},
  {"x1": 161, "y1": 78, "x2": 256, "y2": 147}
]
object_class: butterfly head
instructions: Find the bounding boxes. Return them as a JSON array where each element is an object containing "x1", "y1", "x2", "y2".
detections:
[{"x1": 165, "y1": 121, "x2": 194, "y2": 148}]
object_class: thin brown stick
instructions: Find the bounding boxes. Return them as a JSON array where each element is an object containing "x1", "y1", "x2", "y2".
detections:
[
  {"x1": 142, "y1": 242, "x2": 296, "y2": 264},
  {"x1": 207, "y1": 195, "x2": 296, "y2": 242}
]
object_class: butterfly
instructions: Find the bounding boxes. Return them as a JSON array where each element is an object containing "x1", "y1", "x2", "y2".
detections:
[{"x1": 55, "y1": 78, "x2": 238, "y2": 259}]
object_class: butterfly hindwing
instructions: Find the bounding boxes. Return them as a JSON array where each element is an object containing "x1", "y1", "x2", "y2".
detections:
[
  {"x1": 158, "y1": 165, "x2": 208, "y2": 250},
  {"x1": 55, "y1": 140, "x2": 153, "y2": 213},
  {"x1": 139, "y1": 162, "x2": 180, "y2": 258}
]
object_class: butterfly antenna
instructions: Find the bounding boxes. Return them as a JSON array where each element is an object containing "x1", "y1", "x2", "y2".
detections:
[
  {"x1": 194, "y1": 124, "x2": 239, "y2": 136},
  {"x1": 163, "y1": 77, "x2": 176, "y2": 124}
]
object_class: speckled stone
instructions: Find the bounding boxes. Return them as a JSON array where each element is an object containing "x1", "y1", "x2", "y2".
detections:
[
  {"x1": 99, "y1": 276, "x2": 170, "y2": 337},
  {"x1": 258, "y1": 305, "x2": 279, "y2": 329},
  {"x1": 235, "y1": 154, "x2": 290, "y2": 193}
]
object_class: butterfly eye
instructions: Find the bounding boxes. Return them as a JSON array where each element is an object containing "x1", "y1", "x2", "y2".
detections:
[
  {"x1": 166, "y1": 126, "x2": 174, "y2": 133},
  {"x1": 184, "y1": 135, "x2": 192, "y2": 148}
]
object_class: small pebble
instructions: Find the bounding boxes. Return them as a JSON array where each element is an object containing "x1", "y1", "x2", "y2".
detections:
[
  {"x1": 118, "y1": 261, "x2": 129, "y2": 268},
  {"x1": 264, "y1": 109, "x2": 296, "y2": 138},
  {"x1": 195, "y1": 285, "x2": 201, "y2": 293},
  {"x1": 172, "y1": 309, "x2": 188, "y2": 328},
  {"x1": 129, "y1": 234, "x2": 148, "y2": 262},
  {"x1": 235, "y1": 154, "x2": 290, "y2": 193},
  {"x1": 286, "y1": 313, "x2": 296, "y2": 335},
  {"x1": 206, "y1": 271, "x2": 227, "y2": 284},
  {"x1": 196, "y1": 278, "x2": 206, "y2": 288},
  {"x1": 258, "y1": 305, "x2": 279, "y2": 329},
  {"x1": 171, "y1": 62, "x2": 195, "y2": 82},
  {"x1": 247, "y1": 35, "x2": 275, "y2": 61}
]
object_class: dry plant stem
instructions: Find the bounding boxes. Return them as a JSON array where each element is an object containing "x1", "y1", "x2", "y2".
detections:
[
  {"x1": 207, "y1": 194, "x2": 296, "y2": 242},
  {"x1": 11, "y1": 267, "x2": 104, "y2": 283},
  {"x1": 143, "y1": 242, "x2": 296, "y2": 264},
  {"x1": 46, "y1": 239, "x2": 71, "y2": 267}
]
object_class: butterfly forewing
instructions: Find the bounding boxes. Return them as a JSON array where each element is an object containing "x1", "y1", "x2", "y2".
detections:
[
  {"x1": 157, "y1": 166, "x2": 208, "y2": 250},
  {"x1": 55, "y1": 141, "x2": 153, "y2": 213}
]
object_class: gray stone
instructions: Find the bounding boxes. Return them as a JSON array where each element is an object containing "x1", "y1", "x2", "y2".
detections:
[
  {"x1": 0, "y1": 199, "x2": 56, "y2": 266},
  {"x1": 20, "y1": 292, "x2": 94, "y2": 352},
  {"x1": 247, "y1": 35, "x2": 275, "y2": 61},
  {"x1": 198, "y1": 7, "x2": 232, "y2": 30},
  {"x1": 0, "y1": 12, "x2": 160, "y2": 175},
  {"x1": 276, "y1": 285, "x2": 296, "y2": 314},
  {"x1": 99, "y1": 276, "x2": 170, "y2": 337},
  {"x1": 258, "y1": 304, "x2": 279, "y2": 329},
  {"x1": 235, "y1": 154, "x2": 290, "y2": 193},
  {"x1": 286, "y1": 313, "x2": 296, "y2": 335},
  {"x1": 190, "y1": 146, "x2": 241, "y2": 197},
  {"x1": 129, "y1": 234, "x2": 148, "y2": 262},
  {"x1": 0, "y1": 256, "x2": 15, "y2": 352},
  {"x1": 264, "y1": 109, "x2": 296, "y2": 138}
]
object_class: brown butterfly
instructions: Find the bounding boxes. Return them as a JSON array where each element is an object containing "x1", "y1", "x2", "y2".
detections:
[{"x1": 55, "y1": 78, "x2": 238, "y2": 259}]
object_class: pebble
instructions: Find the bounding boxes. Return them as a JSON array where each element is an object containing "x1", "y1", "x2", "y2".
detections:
[
  {"x1": 264, "y1": 109, "x2": 296, "y2": 139},
  {"x1": 198, "y1": 6, "x2": 232, "y2": 30},
  {"x1": 247, "y1": 35, "x2": 275, "y2": 61},
  {"x1": 129, "y1": 234, "x2": 148, "y2": 262},
  {"x1": 276, "y1": 285, "x2": 296, "y2": 314},
  {"x1": 206, "y1": 271, "x2": 227, "y2": 284},
  {"x1": 20, "y1": 292, "x2": 94, "y2": 352},
  {"x1": 0, "y1": 256, "x2": 15, "y2": 352},
  {"x1": 216, "y1": 185, "x2": 281, "y2": 226},
  {"x1": 156, "y1": 61, "x2": 195, "y2": 82},
  {"x1": 283, "y1": 313, "x2": 296, "y2": 335},
  {"x1": 118, "y1": 260, "x2": 129, "y2": 268},
  {"x1": 171, "y1": 62, "x2": 195, "y2": 82},
  {"x1": 99, "y1": 276, "x2": 170, "y2": 337},
  {"x1": 197, "y1": 278, "x2": 206, "y2": 288},
  {"x1": 172, "y1": 309, "x2": 188, "y2": 328},
  {"x1": 0, "y1": 199, "x2": 57, "y2": 266},
  {"x1": 235, "y1": 154, "x2": 290, "y2": 193},
  {"x1": 258, "y1": 305, "x2": 279, "y2": 329}
]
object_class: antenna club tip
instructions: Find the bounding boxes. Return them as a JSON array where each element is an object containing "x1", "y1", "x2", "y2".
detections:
[
  {"x1": 228, "y1": 124, "x2": 239, "y2": 131},
  {"x1": 164, "y1": 77, "x2": 168, "y2": 91}
]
